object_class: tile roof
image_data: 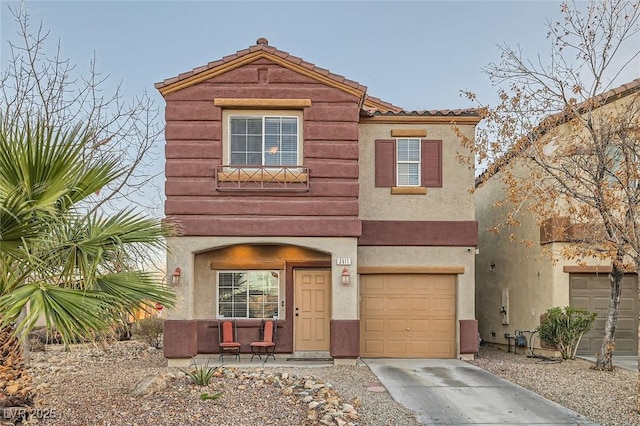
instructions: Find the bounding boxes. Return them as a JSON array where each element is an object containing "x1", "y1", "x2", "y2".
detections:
[
  {"x1": 154, "y1": 38, "x2": 367, "y2": 94},
  {"x1": 155, "y1": 37, "x2": 484, "y2": 119},
  {"x1": 361, "y1": 107, "x2": 484, "y2": 118}
]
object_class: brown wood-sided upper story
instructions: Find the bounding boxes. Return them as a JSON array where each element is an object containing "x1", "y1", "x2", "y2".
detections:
[{"x1": 156, "y1": 38, "x2": 482, "y2": 242}]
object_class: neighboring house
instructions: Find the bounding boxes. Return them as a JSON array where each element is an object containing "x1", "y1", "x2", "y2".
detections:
[
  {"x1": 475, "y1": 78, "x2": 640, "y2": 356},
  {"x1": 155, "y1": 38, "x2": 481, "y2": 366}
]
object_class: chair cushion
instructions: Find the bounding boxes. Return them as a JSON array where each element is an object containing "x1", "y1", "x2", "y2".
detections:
[
  {"x1": 220, "y1": 342, "x2": 241, "y2": 347},
  {"x1": 250, "y1": 342, "x2": 275, "y2": 347}
]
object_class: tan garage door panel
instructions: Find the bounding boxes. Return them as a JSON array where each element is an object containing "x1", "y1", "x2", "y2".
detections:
[
  {"x1": 360, "y1": 274, "x2": 456, "y2": 358},
  {"x1": 570, "y1": 274, "x2": 638, "y2": 355}
]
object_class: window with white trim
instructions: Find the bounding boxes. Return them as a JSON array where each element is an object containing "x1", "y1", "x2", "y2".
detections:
[
  {"x1": 396, "y1": 138, "x2": 421, "y2": 186},
  {"x1": 217, "y1": 271, "x2": 280, "y2": 319},
  {"x1": 229, "y1": 116, "x2": 299, "y2": 166}
]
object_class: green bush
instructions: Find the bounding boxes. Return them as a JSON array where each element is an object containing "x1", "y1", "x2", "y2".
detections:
[
  {"x1": 132, "y1": 317, "x2": 164, "y2": 348},
  {"x1": 536, "y1": 306, "x2": 596, "y2": 359}
]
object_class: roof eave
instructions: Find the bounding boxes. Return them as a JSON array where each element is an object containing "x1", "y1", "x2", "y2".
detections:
[{"x1": 156, "y1": 50, "x2": 367, "y2": 101}]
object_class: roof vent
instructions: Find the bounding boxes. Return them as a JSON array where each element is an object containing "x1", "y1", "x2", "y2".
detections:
[{"x1": 256, "y1": 37, "x2": 269, "y2": 46}]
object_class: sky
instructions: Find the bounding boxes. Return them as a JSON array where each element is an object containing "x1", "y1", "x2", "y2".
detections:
[
  {"x1": 1, "y1": 0, "x2": 639, "y2": 201},
  {"x1": 2, "y1": 0, "x2": 576, "y2": 112}
]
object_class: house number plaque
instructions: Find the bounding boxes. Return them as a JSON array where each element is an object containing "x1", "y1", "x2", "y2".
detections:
[{"x1": 336, "y1": 258, "x2": 352, "y2": 265}]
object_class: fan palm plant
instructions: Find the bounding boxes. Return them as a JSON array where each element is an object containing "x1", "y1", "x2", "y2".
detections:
[{"x1": 0, "y1": 116, "x2": 175, "y2": 408}]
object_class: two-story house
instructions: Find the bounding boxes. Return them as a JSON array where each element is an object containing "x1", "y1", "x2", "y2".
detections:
[
  {"x1": 155, "y1": 38, "x2": 481, "y2": 366},
  {"x1": 475, "y1": 78, "x2": 640, "y2": 356}
]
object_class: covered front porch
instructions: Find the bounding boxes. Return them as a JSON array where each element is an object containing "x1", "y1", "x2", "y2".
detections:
[{"x1": 163, "y1": 237, "x2": 360, "y2": 366}]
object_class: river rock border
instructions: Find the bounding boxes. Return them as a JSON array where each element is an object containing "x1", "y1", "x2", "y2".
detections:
[{"x1": 216, "y1": 367, "x2": 360, "y2": 426}]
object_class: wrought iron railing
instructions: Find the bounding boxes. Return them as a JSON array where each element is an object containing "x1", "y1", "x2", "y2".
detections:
[{"x1": 214, "y1": 165, "x2": 310, "y2": 191}]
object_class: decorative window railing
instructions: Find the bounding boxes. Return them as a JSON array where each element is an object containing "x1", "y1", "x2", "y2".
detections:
[{"x1": 214, "y1": 165, "x2": 310, "y2": 191}]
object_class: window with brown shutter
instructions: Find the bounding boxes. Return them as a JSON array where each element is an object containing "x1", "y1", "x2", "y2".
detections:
[
  {"x1": 375, "y1": 139, "x2": 396, "y2": 187},
  {"x1": 374, "y1": 139, "x2": 442, "y2": 189},
  {"x1": 421, "y1": 140, "x2": 442, "y2": 187}
]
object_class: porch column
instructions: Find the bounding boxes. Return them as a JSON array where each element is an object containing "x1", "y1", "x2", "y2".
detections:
[{"x1": 330, "y1": 239, "x2": 359, "y2": 365}]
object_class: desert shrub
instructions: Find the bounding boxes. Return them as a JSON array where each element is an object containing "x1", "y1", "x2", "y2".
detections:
[
  {"x1": 28, "y1": 333, "x2": 46, "y2": 352},
  {"x1": 182, "y1": 361, "x2": 222, "y2": 386},
  {"x1": 132, "y1": 317, "x2": 164, "y2": 348},
  {"x1": 536, "y1": 306, "x2": 596, "y2": 359},
  {"x1": 199, "y1": 391, "x2": 223, "y2": 401}
]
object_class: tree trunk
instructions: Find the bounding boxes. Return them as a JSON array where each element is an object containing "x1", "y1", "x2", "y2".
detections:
[
  {"x1": 636, "y1": 267, "x2": 640, "y2": 413},
  {"x1": 593, "y1": 262, "x2": 624, "y2": 370},
  {"x1": 0, "y1": 324, "x2": 34, "y2": 409}
]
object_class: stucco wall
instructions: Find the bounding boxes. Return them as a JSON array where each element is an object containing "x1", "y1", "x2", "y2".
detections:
[
  {"x1": 358, "y1": 246, "x2": 476, "y2": 320},
  {"x1": 163, "y1": 60, "x2": 362, "y2": 237},
  {"x1": 358, "y1": 122, "x2": 476, "y2": 221},
  {"x1": 475, "y1": 167, "x2": 555, "y2": 346},
  {"x1": 475, "y1": 161, "x2": 618, "y2": 347}
]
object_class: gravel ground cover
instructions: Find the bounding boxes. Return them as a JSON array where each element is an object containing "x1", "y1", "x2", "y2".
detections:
[
  {"x1": 17, "y1": 340, "x2": 640, "y2": 426},
  {"x1": 24, "y1": 340, "x2": 420, "y2": 426},
  {"x1": 468, "y1": 345, "x2": 640, "y2": 426}
]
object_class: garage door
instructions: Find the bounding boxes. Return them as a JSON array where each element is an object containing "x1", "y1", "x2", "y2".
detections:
[
  {"x1": 360, "y1": 274, "x2": 456, "y2": 358},
  {"x1": 570, "y1": 273, "x2": 638, "y2": 355}
]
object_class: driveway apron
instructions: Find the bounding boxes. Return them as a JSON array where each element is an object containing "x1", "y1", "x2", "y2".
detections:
[{"x1": 363, "y1": 358, "x2": 600, "y2": 425}]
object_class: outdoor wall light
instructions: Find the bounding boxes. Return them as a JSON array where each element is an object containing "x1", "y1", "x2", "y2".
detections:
[
  {"x1": 171, "y1": 267, "x2": 182, "y2": 285},
  {"x1": 341, "y1": 267, "x2": 350, "y2": 285}
]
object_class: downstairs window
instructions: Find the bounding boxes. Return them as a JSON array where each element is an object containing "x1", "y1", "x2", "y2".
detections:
[{"x1": 217, "y1": 271, "x2": 280, "y2": 319}]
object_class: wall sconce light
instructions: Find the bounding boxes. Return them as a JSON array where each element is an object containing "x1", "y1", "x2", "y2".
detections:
[
  {"x1": 171, "y1": 267, "x2": 181, "y2": 285},
  {"x1": 341, "y1": 267, "x2": 350, "y2": 285}
]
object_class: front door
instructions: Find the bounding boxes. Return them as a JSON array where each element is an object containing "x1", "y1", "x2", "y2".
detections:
[{"x1": 294, "y1": 269, "x2": 331, "y2": 351}]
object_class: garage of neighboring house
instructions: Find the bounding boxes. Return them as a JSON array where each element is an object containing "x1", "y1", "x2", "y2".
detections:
[
  {"x1": 360, "y1": 274, "x2": 456, "y2": 358},
  {"x1": 569, "y1": 273, "x2": 639, "y2": 355}
]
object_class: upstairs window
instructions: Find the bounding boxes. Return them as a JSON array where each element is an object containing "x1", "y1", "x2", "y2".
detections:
[
  {"x1": 375, "y1": 139, "x2": 442, "y2": 188},
  {"x1": 396, "y1": 138, "x2": 421, "y2": 186},
  {"x1": 229, "y1": 116, "x2": 299, "y2": 166}
]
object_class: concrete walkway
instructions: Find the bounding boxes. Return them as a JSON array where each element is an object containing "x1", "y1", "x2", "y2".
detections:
[{"x1": 363, "y1": 358, "x2": 600, "y2": 425}]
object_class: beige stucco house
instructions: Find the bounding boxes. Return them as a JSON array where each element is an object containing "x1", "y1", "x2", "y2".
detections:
[
  {"x1": 155, "y1": 38, "x2": 482, "y2": 366},
  {"x1": 475, "y1": 78, "x2": 640, "y2": 356}
]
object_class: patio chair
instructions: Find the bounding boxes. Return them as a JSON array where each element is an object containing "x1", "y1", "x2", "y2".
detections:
[
  {"x1": 218, "y1": 319, "x2": 241, "y2": 361},
  {"x1": 250, "y1": 319, "x2": 277, "y2": 362}
]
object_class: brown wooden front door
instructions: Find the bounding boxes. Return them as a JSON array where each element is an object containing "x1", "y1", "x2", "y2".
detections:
[{"x1": 294, "y1": 269, "x2": 331, "y2": 351}]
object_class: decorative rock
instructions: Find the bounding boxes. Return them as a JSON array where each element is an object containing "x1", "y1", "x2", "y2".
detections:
[
  {"x1": 366, "y1": 385, "x2": 386, "y2": 392},
  {"x1": 131, "y1": 374, "x2": 170, "y2": 396},
  {"x1": 199, "y1": 365, "x2": 363, "y2": 426},
  {"x1": 351, "y1": 396, "x2": 362, "y2": 407}
]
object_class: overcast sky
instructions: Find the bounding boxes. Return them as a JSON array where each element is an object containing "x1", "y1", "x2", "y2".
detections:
[{"x1": 1, "y1": 0, "x2": 584, "y2": 112}]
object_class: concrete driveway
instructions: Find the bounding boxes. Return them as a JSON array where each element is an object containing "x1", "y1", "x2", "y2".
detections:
[{"x1": 363, "y1": 358, "x2": 600, "y2": 425}]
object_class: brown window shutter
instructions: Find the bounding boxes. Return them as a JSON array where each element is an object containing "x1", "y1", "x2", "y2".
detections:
[
  {"x1": 375, "y1": 139, "x2": 396, "y2": 187},
  {"x1": 421, "y1": 140, "x2": 442, "y2": 187}
]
